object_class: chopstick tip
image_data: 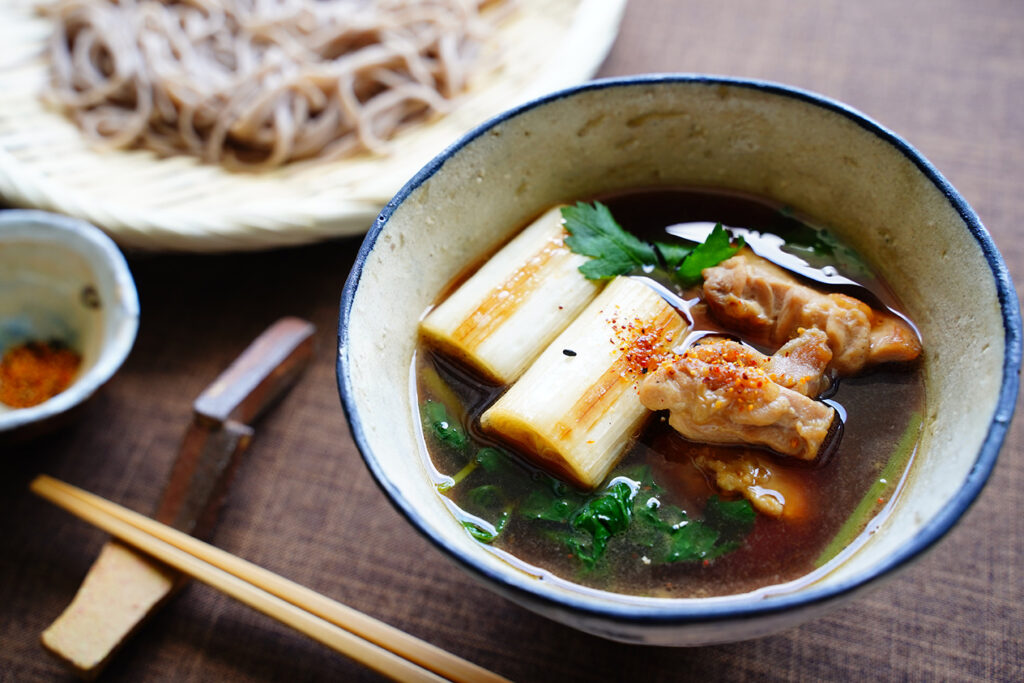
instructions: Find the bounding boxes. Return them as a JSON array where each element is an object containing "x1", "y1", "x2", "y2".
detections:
[{"x1": 29, "y1": 473, "x2": 55, "y2": 494}]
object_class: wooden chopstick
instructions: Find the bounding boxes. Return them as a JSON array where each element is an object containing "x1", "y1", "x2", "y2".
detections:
[{"x1": 30, "y1": 475, "x2": 511, "y2": 683}]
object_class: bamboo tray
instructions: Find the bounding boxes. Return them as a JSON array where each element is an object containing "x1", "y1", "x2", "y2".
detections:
[{"x1": 0, "y1": 0, "x2": 626, "y2": 252}]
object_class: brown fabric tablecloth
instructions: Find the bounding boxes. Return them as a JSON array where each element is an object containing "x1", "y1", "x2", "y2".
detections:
[{"x1": 3, "y1": 0, "x2": 1022, "y2": 680}]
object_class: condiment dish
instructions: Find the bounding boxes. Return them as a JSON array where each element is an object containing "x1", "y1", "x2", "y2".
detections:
[
  {"x1": 337, "y1": 75, "x2": 1020, "y2": 645},
  {"x1": 0, "y1": 210, "x2": 139, "y2": 441}
]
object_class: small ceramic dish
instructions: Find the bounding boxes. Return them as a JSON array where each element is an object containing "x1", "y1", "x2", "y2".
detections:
[
  {"x1": 337, "y1": 75, "x2": 1021, "y2": 645},
  {"x1": 0, "y1": 210, "x2": 139, "y2": 441}
]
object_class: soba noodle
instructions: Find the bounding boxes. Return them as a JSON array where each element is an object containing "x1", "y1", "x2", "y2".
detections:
[{"x1": 43, "y1": 0, "x2": 508, "y2": 170}]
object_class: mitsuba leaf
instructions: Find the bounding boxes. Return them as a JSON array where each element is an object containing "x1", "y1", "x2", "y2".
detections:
[
  {"x1": 462, "y1": 522, "x2": 494, "y2": 542},
  {"x1": 519, "y1": 488, "x2": 579, "y2": 523},
  {"x1": 561, "y1": 202, "x2": 742, "y2": 288},
  {"x1": 778, "y1": 217, "x2": 870, "y2": 279},
  {"x1": 675, "y1": 223, "x2": 744, "y2": 286},
  {"x1": 704, "y1": 495, "x2": 756, "y2": 548},
  {"x1": 705, "y1": 495, "x2": 756, "y2": 527},
  {"x1": 652, "y1": 241, "x2": 693, "y2": 271},
  {"x1": 779, "y1": 219, "x2": 836, "y2": 259},
  {"x1": 561, "y1": 202, "x2": 656, "y2": 280},
  {"x1": 467, "y1": 484, "x2": 503, "y2": 509},
  {"x1": 665, "y1": 497, "x2": 756, "y2": 563},
  {"x1": 628, "y1": 499, "x2": 671, "y2": 551},
  {"x1": 568, "y1": 481, "x2": 634, "y2": 568},
  {"x1": 461, "y1": 443, "x2": 757, "y2": 570},
  {"x1": 621, "y1": 468, "x2": 690, "y2": 556},
  {"x1": 475, "y1": 447, "x2": 517, "y2": 475},
  {"x1": 666, "y1": 520, "x2": 721, "y2": 562},
  {"x1": 421, "y1": 400, "x2": 467, "y2": 452},
  {"x1": 463, "y1": 519, "x2": 501, "y2": 543},
  {"x1": 462, "y1": 505, "x2": 511, "y2": 544},
  {"x1": 516, "y1": 469, "x2": 588, "y2": 522},
  {"x1": 622, "y1": 468, "x2": 666, "y2": 541}
]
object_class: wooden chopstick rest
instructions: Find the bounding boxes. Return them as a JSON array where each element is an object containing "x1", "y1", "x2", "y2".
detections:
[{"x1": 41, "y1": 318, "x2": 316, "y2": 677}]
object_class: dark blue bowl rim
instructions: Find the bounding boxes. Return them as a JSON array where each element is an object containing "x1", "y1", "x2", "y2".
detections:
[{"x1": 337, "y1": 74, "x2": 1021, "y2": 627}]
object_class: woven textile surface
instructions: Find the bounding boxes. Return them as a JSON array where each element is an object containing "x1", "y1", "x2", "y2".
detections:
[{"x1": 2, "y1": 0, "x2": 1022, "y2": 680}]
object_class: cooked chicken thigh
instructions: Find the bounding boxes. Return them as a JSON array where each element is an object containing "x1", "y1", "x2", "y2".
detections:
[
  {"x1": 638, "y1": 336, "x2": 838, "y2": 461},
  {"x1": 768, "y1": 327, "x2": 833, "y2": 397},
  {"x1": 692, "y1": 449, "x2": 809, "y2": 520},
  {"x1": 702, "y1": 251, "x2": 921, "y2": 374}
]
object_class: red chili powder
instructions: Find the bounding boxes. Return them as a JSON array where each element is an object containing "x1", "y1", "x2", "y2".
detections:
[{"x1": 0, "y1": 341, "x2": 82, "y2": 408}]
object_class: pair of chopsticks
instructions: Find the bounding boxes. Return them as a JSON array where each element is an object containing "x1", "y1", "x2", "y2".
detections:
[{"x1": 30, "y1": 475, "x2": 510, "y2": 683}]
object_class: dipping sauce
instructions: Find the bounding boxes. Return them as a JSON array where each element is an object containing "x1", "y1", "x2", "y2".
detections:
[{"x1": 415, "y1": 187, "x2": 923, "y2": 599}]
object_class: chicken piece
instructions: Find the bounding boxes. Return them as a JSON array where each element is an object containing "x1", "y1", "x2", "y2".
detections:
[
  {"x1": 692, "y1": 449, "x2": 810, "y2": 521},
  {"x1": 687, "y1": 329, "x2": 832, "y2": 396},
  {"x1": 868, "y1": 312, "x2": 923, "y2": 365},
  {"x1": 702, "y1": 251, "x2": 921, "y2": 374},
  {"x1": 638, "y1": 338, "x2": 838, "y2": 460},
  {"x1": 768, "y1": 327, "x2": 833, "y2": 397}
]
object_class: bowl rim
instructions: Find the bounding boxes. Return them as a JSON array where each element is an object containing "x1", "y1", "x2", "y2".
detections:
[
  {"x1": 337, "y1": 74, "x2": 1022, "y2": 625},
  {"x1": 0, "y1": 209, "x2": 140, "y2": 433}
]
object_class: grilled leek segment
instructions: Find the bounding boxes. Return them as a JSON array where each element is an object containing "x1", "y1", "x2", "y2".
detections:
[
  {"x1": 420, "y1": 206, "x2": 603, "y2": 384},
  {"x1": 480, "y1": 277, "x2": 688, "y2": 489}
]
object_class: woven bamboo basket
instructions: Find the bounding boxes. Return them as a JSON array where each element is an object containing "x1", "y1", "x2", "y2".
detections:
[{"x1": 0, "y1": 0, "x2": 626, "y2": 251}]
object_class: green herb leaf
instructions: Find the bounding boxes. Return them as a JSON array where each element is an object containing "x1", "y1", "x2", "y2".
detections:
[
  {"x1": 421, "y1": 400, "x2": 467, "y2": 452},
  {"x1": 517, "y1": 474, "x2": 587, "y2": 523},
  {"x1": 475, "y1": 447, "x2": 513, "y2": 474},
  {"x1": 629, "y1": 499, "x2": 673, "y2": 551},
  {"x1": 561, "y1": 202, "x2": 656, "y2": 280},
  {"x1": 704, "y1": 495, "x2": 756, "y2": 538},
  {"x1": 477, "y1": 455, "x2": 755, "y2": 571},
  {"x1": 462, "y1": 505, "x2": 512, "y2": 544},
  {"x1": 664, "y1": 497, "x2": 755, "y2": 563},
  {"x1": 675, "y1": 223, "x2": 744, "y2": 286},
  {"x1": 567, "y1": 481, "x2": 634, "y2": 568},
  {"x1": 652, "y1": 241, "x2": 693, "y2": 271},
  {"x1": 666, "y1": 520, "x2": 721, "y2": 562},
  {"x1": 463, "y1": 519, "x2": 501, "y2": 543},
  {"x1": 462, "y1": 521, "x2": 494, "y2": 542},
  {"x1": 778, "y1": 218, "x2": 836, "y2": 259},
  {"x1": 621, "y1": 467, "x2": 690, "y2": 555},
  {"x1": 467, "y1": 484, "x2": 504, "y2": 509},
  {"x1": 520, "y1": 489, "x2": 579, "y2": 523},
  {"x1": 561, "y1": 202, "x2": 741, "y2": 287}
]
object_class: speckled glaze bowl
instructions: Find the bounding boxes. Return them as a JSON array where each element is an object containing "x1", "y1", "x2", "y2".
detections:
[
  {"x1": 337, "y1": 75, "x2": 1021, "y2": 646},
  {"x1": 0, "y1": 210, "x2": 139, "y2": 441}
]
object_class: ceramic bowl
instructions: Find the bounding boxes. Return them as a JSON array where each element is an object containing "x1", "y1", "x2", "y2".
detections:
[
  {"x1": 0, "y1": 210, "x2": 139, "y2": 441},
  {"x1": 337, "y1": 75, "x2": 1021, "y2": 645}
]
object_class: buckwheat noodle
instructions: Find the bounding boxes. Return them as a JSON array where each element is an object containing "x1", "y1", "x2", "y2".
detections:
[{"x1": 43, "y1": 0, "x2": 508, "y2": 170}]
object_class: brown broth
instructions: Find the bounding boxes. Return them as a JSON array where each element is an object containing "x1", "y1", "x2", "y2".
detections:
[{"x1": 415, "y1": 187, "x2": 924, "y2": 598}]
